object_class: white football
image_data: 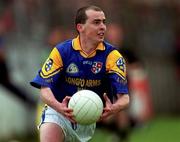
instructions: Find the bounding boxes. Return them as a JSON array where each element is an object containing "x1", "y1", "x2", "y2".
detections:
[{"x1": 68, "y1": 90, "x2": 103, "y2": 125}]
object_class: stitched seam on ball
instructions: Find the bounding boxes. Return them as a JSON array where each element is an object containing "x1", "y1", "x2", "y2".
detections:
[
  {"x1": 78, "y1": 98, "x2": 99, "y2": 124},
  {"x1": 75, "y1": 95, "x2": 90, "y2": 119}
]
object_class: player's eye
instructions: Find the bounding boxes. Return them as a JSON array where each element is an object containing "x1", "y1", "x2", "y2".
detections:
[
  {"x1": 103, "y1": 19, "x2": 106, "y2": 24},
  {"x1": 93, "y1": 19, "x2": 106, "y2": 26},
  {"x1": 94, "y1": 20, "x2": 100, "y2": 25}
]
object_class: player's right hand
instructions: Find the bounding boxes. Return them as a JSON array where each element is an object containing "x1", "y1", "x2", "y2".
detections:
[{"x1": 59, "y1": 96, "x2": 76, "y2": 123}]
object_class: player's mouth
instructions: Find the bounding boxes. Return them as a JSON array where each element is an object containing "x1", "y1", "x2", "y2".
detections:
[{"x1": 97, "y1": 32, "x2": 105, "y2": 38}]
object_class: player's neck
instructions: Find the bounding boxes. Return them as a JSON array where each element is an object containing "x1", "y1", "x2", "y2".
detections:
[{"x1": 79, "y1": 37, "x2": 98, "y2": 55}]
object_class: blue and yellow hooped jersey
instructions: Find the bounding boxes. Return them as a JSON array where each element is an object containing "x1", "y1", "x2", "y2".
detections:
[{"x1": 30, "y1": 36, "x2": 128, "y2": 102}]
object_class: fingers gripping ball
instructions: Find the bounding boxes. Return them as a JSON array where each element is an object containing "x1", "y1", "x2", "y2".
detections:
[{"x1": 68, "y1": 90, "x2": 103, "y2": 125}]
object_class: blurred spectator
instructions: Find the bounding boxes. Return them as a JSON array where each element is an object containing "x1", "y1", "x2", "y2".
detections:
[
  {"x1": 120, "y1": 48, "x2": 154, "y2": 124},
  {"x1": 47, "y1": 26, "x2": 65, "y2": 47},
  {"x1": 47, "y1": 26, "x2": 75, "y2": 47},
  {"x1": 97, "y1": 23, "x2": 154, "y2": 142},
  {"x1": 105, "y1": 23, "x2": 124, "y2": 47},
  {"x1": 0, "y1": 0, "x2": 36, "y2": 108}
]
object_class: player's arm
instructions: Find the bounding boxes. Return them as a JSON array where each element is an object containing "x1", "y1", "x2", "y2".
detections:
[
  {"x1": 40, "y1": 48, "x2": 75, "y2": 122},
  {"x1": 102, "y1": 49, "x2": 130, "y2": 119},
  {"x1": 40, "y1": 86, "x2": 75, "y2": 123},
  {"x1": 101, "y1": 93, "x2": 129, "y2": 119},
  {"x1": 31, "y1": 47, "x2": 75, "y2": 122},
  {"x1": 112, "y1": 93, "x2": 129, "y2": 112}
]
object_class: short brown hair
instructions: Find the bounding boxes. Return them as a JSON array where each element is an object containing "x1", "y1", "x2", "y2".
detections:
[{"x1": 75, "y1": 5, "x2": 103, "y2": 26}]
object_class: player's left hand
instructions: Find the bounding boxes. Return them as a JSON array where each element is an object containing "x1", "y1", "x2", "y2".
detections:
[{"x1": 100, "y1": 93, "x2": 114, "y2": 120}]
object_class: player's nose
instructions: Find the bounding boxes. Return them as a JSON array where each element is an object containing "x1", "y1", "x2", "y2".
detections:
[{"x1": 100, "y1": 23, "x2": 106, "y2": 31}]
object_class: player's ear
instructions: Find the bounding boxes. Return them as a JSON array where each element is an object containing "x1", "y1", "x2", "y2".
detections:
[{"x1": 76, "y1": 23, "x2": 83, "y2": 33}]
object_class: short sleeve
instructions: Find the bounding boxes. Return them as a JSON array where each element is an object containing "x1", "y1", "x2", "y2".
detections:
[
  {"x1": 30, "y1": 47, "x2": 63, "y2": 89},
  {"x1": 106, "y1": 50, "x2": 128, "y2": 94}
]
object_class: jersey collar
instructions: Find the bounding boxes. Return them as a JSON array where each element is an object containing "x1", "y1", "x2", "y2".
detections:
[{"x1": 72, "y1": 36, "x2": 105, "y2": 52}]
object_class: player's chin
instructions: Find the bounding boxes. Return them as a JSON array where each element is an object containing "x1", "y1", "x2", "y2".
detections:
[{"x1": 97, "y1": 37, "x2": 104, "y2": 42}]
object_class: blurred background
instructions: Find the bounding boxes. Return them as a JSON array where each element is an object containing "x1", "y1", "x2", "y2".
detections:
[{"x1": 0, "y1": 0, "x2": 180, "y2": 142}]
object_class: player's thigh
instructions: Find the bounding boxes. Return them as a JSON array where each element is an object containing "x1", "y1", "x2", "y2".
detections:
[{"x1": 40, "y1": 122, "x2": 65, "y2": 142}]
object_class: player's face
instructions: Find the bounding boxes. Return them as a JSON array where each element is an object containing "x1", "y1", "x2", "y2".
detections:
[{"x1": 80, "y1": 9, "x2": 106, "y2": 44}]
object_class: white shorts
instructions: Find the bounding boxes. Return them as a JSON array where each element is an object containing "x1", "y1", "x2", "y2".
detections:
[{"x1": 39, "y1": 106, "x2": 96, "y2": 142}]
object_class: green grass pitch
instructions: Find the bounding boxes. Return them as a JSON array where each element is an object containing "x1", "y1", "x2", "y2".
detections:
[
  {"x1": 2, "y1": 116, "x2": 180, "y2": 142},
  {"x1": 90, "y1": 116, "x2": 180, "y2": 142}
]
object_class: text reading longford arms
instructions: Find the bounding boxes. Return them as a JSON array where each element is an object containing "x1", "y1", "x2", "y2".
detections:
[{"x1": 65, "y1": 77, "x2": 101, "y2": 87}]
